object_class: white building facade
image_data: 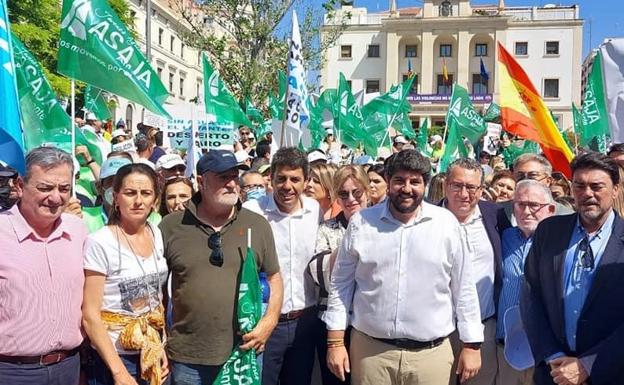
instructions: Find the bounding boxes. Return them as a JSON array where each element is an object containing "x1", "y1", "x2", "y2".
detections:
[
  {"x1": 109, "y1": 0, "x2": 213, "y2": 130},
  {"x1": 321, "y1": 0, "x2": 583, "y2": 131}
]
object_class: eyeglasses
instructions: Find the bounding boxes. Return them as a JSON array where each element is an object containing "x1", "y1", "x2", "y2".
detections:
[
  {"x1": 165, "y1": 165, "x2": 186, "y2": 174},
  {"x1": 551, "y1": 171, "x2": 568, "y2": 182},
  {"x1": 242, "y1": 183, "x2": 264, "y2": 192},
  {"x1": 513, "y1": 201, "x2": 550, "y2": 213},
  {"x1": 578, "y1": 236, "x2": 595, "y2": 270},
  {"x1": 448, "y1": 182, "x2": 481, "y2": 194},
  {"x1": 337, "y1": 189, "x2": 364, "y2": 200},
  {"x1": 514, "y1": 171, "x2": 548, "y2": 182},
  {"x1": 208, "y1": 232, "x2": 224, "y2": 267}
]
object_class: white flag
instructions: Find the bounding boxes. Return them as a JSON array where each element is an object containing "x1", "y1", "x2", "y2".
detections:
[
  {"x1": 282, "y1": 11, "x2": 310, "y2": 147},
  {"x1": 599, "y1": 38, "x2": 624, "y2": 143}
]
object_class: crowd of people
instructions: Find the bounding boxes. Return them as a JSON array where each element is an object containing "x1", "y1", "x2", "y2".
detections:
[{"x1": 1, "y1": 118, "x2": 624, "y2": 385}]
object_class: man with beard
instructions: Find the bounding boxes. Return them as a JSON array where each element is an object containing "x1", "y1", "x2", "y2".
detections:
[
  {"x1": 0, "y1": 164, "x2": 19, "y2": 211},
  {"x1": 324, "y1": 150, "x2": 483, "y2": 385},
  {"x1": 160, "y1": 150, "x2": 283, "y2": 385},
  {"x1": 522, "y1": 152, "x2": 624, "y2": 385},
  {"x1": 244, "y1": 147, "x2": 321, "y2": 385}
]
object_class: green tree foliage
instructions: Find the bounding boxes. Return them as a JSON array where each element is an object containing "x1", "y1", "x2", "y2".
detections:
[
  {"x1": 8, "y1": 0, "x2": 134, "y2": 97},
  {"x1": 171, "y1": 0, "x2": 350, "y2": 112}
]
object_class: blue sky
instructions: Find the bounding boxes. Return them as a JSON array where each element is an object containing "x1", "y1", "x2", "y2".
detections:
[{"x1": 355, "y1": 0, "x2": 624, "y2": 57}]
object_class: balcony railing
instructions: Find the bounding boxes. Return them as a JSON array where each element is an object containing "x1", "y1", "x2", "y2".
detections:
[{"x1": 407, "y1": 93, "x2": 493, "y2": 104}]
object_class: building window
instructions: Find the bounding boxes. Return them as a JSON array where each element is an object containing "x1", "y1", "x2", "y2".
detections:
[
  {"x1": 125, "y1": 105, "x2": 133, "y2": 132},
  {"x1": 543, "y1": 78, "x2": 559, "y2": 98},
  {"x1": 179, "y1": 77, "x2": 185, "y2": 97},
  {"x1": 340, "y1": 45, "x2": 352, "y2": 59},
  {"x1": 402, "y1": 74, "x2": 419, "y2": 94},
  {"x1": 367, "y1": 45, "x2": 380, "y2": 58},
  {"x1": 170, "y1": 36, "x2": 175, "y2": 52},
  {"x1": 515, "y1": 42, "x2": 528, "y2": 56},
  {"x1": 439, "y1": 0, "x2": 452, "y2": 16},
  {"x1": 437, "y1": 74, "x2": 453, "y2": 95},
  {"x1": 169, "y1": 73, "x2": 175, "y2": 93},
  {"x1": 475, "y1": 43, "x2": 487, "y2": 57},
  {"x1": 405, "y1": 45, "x2": 417, "y2": 58},
  {"x1": 545, "y1": 41, "x2": 559, "y2": 55},
  {"x1": 440, "y1": 44, "x2": 452, "y2": 57},
  {"x1": 157, "y1": 67, "x2": 163, "y2": 80},
  {"x1": 158, "y1": 28, "x2": 163, "y2": 46},
  {"x1": 196, "y1": 79, "x2": 202, "y2": 101},
  {"x1": 181, "y1": 43, "x2": 185, "y2": 59},
  {"x1": 472, "y1": 74, "x2": 488, "y2": 95},
  {"x1": 366, "y1": 80, "x2": 380, "y2": 94},
  {"x1": 346, "y1": 80, "x2": 352, "y2": 89}
]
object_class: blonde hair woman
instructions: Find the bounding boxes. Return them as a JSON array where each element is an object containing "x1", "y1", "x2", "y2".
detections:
[{"x1": 305, "y1": 162, "x2": 340, "y2": 220}]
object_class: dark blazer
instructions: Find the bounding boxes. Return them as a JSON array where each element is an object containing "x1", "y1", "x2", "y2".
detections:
[
  {"x1": 521, "y1": 213, "x2": 624, "y2": 385},
  {"x1": 440, "y1": 199, "x2": 510, "y2": 315}
]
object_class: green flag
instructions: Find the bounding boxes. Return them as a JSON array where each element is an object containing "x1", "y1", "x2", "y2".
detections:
[
  {"x1": 572, "y1": 103, "x2": 583, "y2": 138},
  {"x1": 203, "y1": 55, "x2": 253, "y2": 127},
  {"x1": 268, "y1": 70, "x2": 287, "y2": 120},
  {"x1": 446, "y1": 84, "x2": 486, "y2": 145},
  {"x1": 483, "y1": 102, "x2": 501, "y2": 123},
  {"x1": 84, "y1": 85, "x2": 111, "y2": 121},
  {"x1": 501, "y1": 139, "x2": 539, "y2": 167},
  {"x1": 213, "y1": 247, "x2": 263, "y2": 385},
  {"x1": 416, "y1": 118, "x2": 431, "y2": 157},
  {"x1": 439, "y1": 118, "x2": 469, "y2": 172},
  {"x1": 12, "y1": 33, "x2": 73, "y2": 152},
  {"x1": 361, "y1": 76, "x2": 414, "y2": 118},
  {"x1": 581, "y1": 52, "x2": 610, "y2": 153},
  {"x1": 336, "y1": 73, "x2": 365, "y2": 150},
  {"x1": 307, "y1": 89, "x2": 338, "y2": 150},
  {"x1": 58, "y1": 0, "x2": 170, "y2": 117}
]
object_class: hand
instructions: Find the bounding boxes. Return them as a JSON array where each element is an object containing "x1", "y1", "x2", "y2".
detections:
[
  {"x1": 64, "y1": 197, "x2": 83, "y2": 218},
  {"x1": 112, "y1": 370, "x2": 139, "y2": 385},
  {"x1": 457, "y1": 347, "x2": 481, "y2": 383},
  {"x1": 75, "y1": 145, "x2": 92, "y2": 163},
  {"x1": 327, "y1": 345, "x2": 350, "y2": 381},
  {"x1": 549, "y1": 357, "x2": 588, "y2": 385},
  {"x1": 160, "y1": 350, "x2": 170, "y2": 380},
  {"x1": 240, "y1": 317, "x2": 277, "y2": 352},
  {"x1": 482, "y1": 187, "x2": 498, "y2": 202}
]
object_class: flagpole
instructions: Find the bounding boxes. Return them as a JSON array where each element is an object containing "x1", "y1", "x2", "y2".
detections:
[{"x1": 70, "y1": 80, "x2": 76, "y2": 191}]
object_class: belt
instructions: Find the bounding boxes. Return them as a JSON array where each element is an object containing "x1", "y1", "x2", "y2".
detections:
[
  {"x1": 0, "y1": 348, "x2": 79, "y2": 366},
  {"x1": 279, "y1": 307, "x2": 312, "y2": 321},
  {"x1": 374, "y1": 336, "x2": 446, "y2": 350}
]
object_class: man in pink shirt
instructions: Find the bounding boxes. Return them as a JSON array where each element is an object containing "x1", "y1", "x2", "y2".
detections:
[{"x1": 0, "y1": 147, "x2": 88, "y2": 385}]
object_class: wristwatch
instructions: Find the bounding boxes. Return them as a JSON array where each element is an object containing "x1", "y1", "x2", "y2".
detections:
[{"x1": 463, "y1": 342, "x2": 482, "y2": 350}]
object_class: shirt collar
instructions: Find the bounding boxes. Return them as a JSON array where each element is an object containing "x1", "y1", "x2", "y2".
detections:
[
  {"x1": 9, "y1": 204, "x2": 71, "y2": 242},
  {"x1": 463, "y1": 204, "x2": 483, "y2": 225},
  {"x1": 186, "y1": 192, "x2": 242, "y2": 229},
  {"x1": 380, "y1": 199, "x2": 433, "y2": 227},
  {"x1": 576, "y1": 210, "x2": 616, "y2": 240},
  {"x1": 265, "y1": 193, "x2": 313, "y2": 217}
]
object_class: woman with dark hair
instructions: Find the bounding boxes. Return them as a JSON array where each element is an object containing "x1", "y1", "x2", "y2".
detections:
[
  {"x1": 159, "y1": 177, "x2": 194, "y2": 216},
  {"x1": 367, "y1": 164, "x2": 387, "y2": 205},
  {"x1": 82, "y1": 163, "x2": 169, "y2": 385}
]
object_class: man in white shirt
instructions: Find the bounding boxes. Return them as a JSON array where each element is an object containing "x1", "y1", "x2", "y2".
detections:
[
  {"x1": 443, "y1": 158, "x2": 506, "y2": 385},
  {"x1": 244, "y1": 147, "x2": 321, "y2": 385},
  {"x1": 324, "y1": 149, "x2": 484, "y2": 385}
]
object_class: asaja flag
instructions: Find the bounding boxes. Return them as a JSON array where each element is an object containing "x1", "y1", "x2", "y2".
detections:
[
  {"x1": 497, "y1": 42, "x2": 573, "y2": 177},
  {"x1": 580, "y1": 51, "x2": 609, "y2": 152},
  {"x1": 446, "y1": 84, "x2": 486, "y2": 145},
  {"x1": 283, "y1": 11, "x2": 310, "y2": 147},
  {"x1": 0, "y1": 0, "x2": 25, "y2": 173},
  {"x1": 599, "y1": 38, "x2": 624, "y2": 143},
  {"x1": 439, "y1": 118, "x2": 468, "y2": 172},
  {"x1": 268, "y1": 70, "x2": 287, "y2": 120},
  {"x1": 335, "y1": 73, "x2": 365, "y2": 150},
  {"x1": 213, "y1": 247, "x2": 263, "y2": 385},
  {"x1": 58, "y1": 0, "x2": 170, "y2": 117},
  {"x1": 203, "y1": 54, "x2": 252, "y2": 127},
  {"x1": 416, "y1": 118, "x2": 431, "y2": 157},
  {"x1": 84, "y1": 85, "x2": 111, "y2": 121},
  {"x1": 483, "y1": 102, "x2": 501, "y2": 123}
]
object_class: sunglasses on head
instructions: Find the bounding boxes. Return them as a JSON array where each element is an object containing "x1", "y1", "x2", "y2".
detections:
[{"x1": 208, "y1": 232, "x2": 224, "y2": 267}]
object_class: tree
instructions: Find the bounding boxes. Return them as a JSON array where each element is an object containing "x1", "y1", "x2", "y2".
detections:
[
  {"x1": 170, "y1": 0, "x2": 351, "y2": 111},
  {"x1": 8, "y1": 0, "x2": 134, "y2": 97}
]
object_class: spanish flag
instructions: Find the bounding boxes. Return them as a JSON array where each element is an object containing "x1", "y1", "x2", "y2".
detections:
[
  {"x1": 442, "y1": 58, "x2": 449, "y2": 83},
  {"x1": 497, "y1": 42, "x2": 574, "y2": 177}
]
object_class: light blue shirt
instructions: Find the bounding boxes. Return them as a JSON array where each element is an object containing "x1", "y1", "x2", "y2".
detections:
[
  {"x1": 563, "y1": 211, "x2": 615, "y2": 352},
  {"x1": 496, "y1": 227, "x2": 533, "y2": 340}
]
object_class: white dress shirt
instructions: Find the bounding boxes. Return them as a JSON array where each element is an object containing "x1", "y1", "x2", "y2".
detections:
[
  {"x1": 459, "y1": 205, "x2": 496, "y2": 320},
  {"x1": 244, "y1": 193, "x2": 321, "y2": 313},
  {"x1": 323, "y1": 200, "x2": 483, "y2": 343}
]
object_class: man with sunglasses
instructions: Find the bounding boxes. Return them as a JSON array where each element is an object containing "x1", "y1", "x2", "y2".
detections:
[
  {"x1": 156, "y1": 153, "x2": 187, "y2": 180},
  {"x1": 160, "y1": 149, "x2": 283, "y2": 385},
  {"x1": 522, "y1": 152, "x2": 624, "y2": 385},
  {"x1": 496, "y1": 180, "x2": 555, "y2": 385},
  {"x1": 442, "y1": 158, "x2": 508, "y2": 385},
  {"x1": 500, "y1": 154, "x2": 573, "y2": 225},
  {"x1": 243, "y1": 147, "x2": 322, "y2": 385}
]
